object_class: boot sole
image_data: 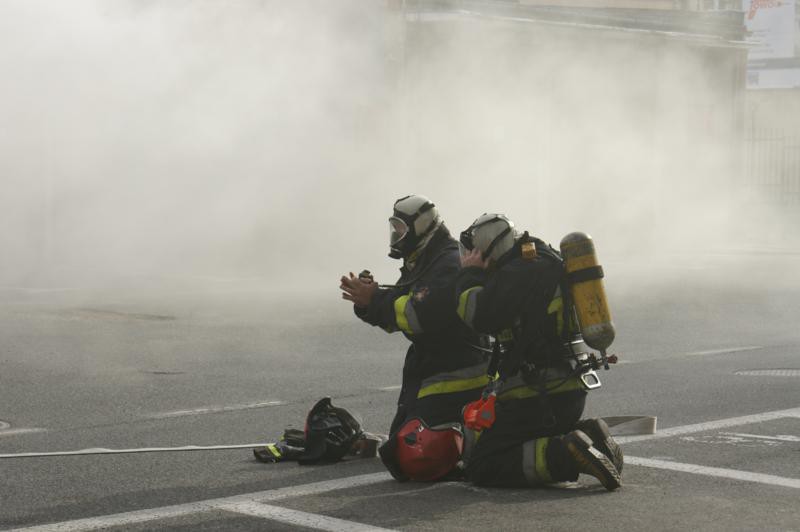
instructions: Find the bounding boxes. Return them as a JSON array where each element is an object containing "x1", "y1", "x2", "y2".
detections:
[
  {"x1": 565, "y1": 430, "x2": 621, "y2": 491},
  {"x1": 576, "y1": 418, "x2": 624, "y2": 473}
]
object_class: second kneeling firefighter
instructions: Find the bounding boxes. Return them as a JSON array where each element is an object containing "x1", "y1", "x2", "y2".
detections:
[
  {"x1": 339, "y1": 195, "x2": 489, "y2": 481},
  {"x1": 455, "y1": 213, "x2": 623, "y2": 490}
]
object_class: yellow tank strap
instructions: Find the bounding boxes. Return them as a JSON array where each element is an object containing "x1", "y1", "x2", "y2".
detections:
[{"x1": 498, "y1": 376, "x2": 584, "y2": 402}]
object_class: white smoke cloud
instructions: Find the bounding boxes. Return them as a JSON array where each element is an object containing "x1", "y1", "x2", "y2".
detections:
[{"x1": 0, "y1": 1, "x2": 795, "y2": 292}]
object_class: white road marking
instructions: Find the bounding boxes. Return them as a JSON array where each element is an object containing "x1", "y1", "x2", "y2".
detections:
[
  {"x1": 0, "y1": 428, "x2": 47, "y2": 438},
  {"x1": 256, "y1": 472, "x2": 392, "y2": 500},
  {"x1": 12, "y1": 501, "x2": 219, "y2": 532},
  {"x1": 616, "y1": 406, "x2": 800, "y2": 444},
  {"x1": 146, "y1": 400, "x2": 286, "y2": 419},
  {"x1": 377, "y1": 385, "x2": 401, "y2": 392},
  {"x1": 12, "y1": 407, "x2": 800, "y2": 529},
  {"x1": 722, "y1": 432, "x2": 800, "y2": 443},
  {"x1": 680, "y1": 434, "x2": 783, "y2": 447},
  {"x1": 10, "y1": 472, "x2": 393, "y2": 531},
  {"x1": 626, "y1": 456, "x2": 800, "y2": 489},
  {"x1": 0, "y1": 286, "x2": 80, "y2": 293},
  {"x1": 735, "y1": 369, "x2": 800, "y2": 377},
  {"x1": 686, "y1": 346, "x2": 762, "y2": 356},
  {"x1": 216, "y1": 501, "x2": 396, "y2": 531},
  {"x1": 598, "y1": 345, "x2": 765, "y2": 364}
]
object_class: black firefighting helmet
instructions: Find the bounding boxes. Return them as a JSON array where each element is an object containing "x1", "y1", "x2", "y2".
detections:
[
  {"x1": 389, "y1": 195, "x2": 441, "y2": 259},
  {"x1": 297, "y1": 397, "x2": 363, "y2": 464}
]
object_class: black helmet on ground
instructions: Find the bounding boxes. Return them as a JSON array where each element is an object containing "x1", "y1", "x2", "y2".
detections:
[{"x1": 298, "y1": 397, "x2": 363, "y2": 464}]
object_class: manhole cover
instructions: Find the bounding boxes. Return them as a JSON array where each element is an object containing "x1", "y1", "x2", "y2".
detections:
[
  {"x1": 734, "y1": 369, "x2": 800, "y2": 377},
  {"x1": 0, "y1": 421, "x2": 10, "y2": 431}
]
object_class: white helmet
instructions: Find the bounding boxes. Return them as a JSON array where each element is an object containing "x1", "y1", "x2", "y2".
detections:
[
  {"x1": 389, "y1": 195, "x2": 441, "y2": 259},
  {"x1": 460, "y1": 213, "x2": 517, "y2": 262}
]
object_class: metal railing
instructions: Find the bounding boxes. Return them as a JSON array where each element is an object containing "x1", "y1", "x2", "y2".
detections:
[{"x1": 744, "y1": 129, "x2": 800, "y2": 207}]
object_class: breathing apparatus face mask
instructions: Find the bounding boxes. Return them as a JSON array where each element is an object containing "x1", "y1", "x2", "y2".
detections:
[
  {"x1": 389, "y1": 217, "x2": 409, "y2": 259},
  {"x1": 389, "y1": 217, "x2": 408, "y2": 246},
  {"x1": 458, "y1": 229, "x2": 475, "y2": 258},
  {"x1": 388, "y1": 196, "x2": 439, "y2": 260}
]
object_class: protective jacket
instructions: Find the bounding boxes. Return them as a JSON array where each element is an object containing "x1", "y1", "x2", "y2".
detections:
[
  {"x1": 454, "y1": 234, "x2": 588, "y2": 487},
  {"x1": 455, "y1": 234, "x2": 576, "y2": 377},
  {"x1": 355, "y1": 225, "x2": 488, "y2": 433}
]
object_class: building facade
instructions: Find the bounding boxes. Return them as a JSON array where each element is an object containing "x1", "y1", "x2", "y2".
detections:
[{"x1": 387, "y1": 0, "x2": 749, "y2": 249}]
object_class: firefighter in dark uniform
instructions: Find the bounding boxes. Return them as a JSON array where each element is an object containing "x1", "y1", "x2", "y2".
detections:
[
  {"x1": 455, "y1": 213, "x2": 623, "y2": 490},
  {"x1": 340, "y1": 195, "x2": 488, "y2": 481}
]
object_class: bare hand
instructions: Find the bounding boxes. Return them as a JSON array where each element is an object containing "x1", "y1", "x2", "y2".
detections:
[
  {"x1": 340, "y1": 272, "x2": 378, "y2": 308},
  {"x1": 460, "y1": 248, "x2": 489, "y2": 269}
]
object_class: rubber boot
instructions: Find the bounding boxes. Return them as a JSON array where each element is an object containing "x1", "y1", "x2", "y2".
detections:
[
  {"x1": 563, "y1": 430, "x2": 621, "y2": 491},
  {"x1": 575, "y1": 418, "x2": 624, "y2": 472}
]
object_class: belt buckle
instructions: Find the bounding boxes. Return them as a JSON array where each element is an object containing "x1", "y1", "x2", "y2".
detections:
[{"x1": 579, "y1": 370, "x2": 602, "y2": 390}]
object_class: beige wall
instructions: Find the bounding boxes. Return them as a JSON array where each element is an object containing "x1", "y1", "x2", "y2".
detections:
[
  {"x1": 518, "y1": 0, "x2": 679, "y2": 9},
  {"x1": 518, "y1": 0, "x2": 741, "y2": 9}
]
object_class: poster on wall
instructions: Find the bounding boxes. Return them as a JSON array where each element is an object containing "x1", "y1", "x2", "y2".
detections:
[
  {"x1": 744, "y1": 0, "x2": 800, "y2": 88},
  {"x1": 744, "y1": 0, "x2": 795, "y2": 59}
]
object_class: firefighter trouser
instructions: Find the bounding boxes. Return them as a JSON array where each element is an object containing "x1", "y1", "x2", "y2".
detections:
[
  {"x1": 465, "y1": 389, "x2": 586, "y2": 487},
  {"x1": 383, "y1": 380, "x2": 485, "y2": 481},
  {"x1": 389, "y1": 363, "x2": 490, "y2": 435}
]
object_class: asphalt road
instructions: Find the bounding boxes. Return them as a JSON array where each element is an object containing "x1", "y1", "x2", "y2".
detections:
[{"x1": 1, "y1": 253, "x2": 799, "y2": 531}]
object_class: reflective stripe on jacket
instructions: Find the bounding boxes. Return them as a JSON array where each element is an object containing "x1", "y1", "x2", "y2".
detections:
[
  {"x1": 456, "y1": 286, "x2": 482, "y2": 329},
  {"x1": 417, "y1": 362, "x2": 491, "y2": 399},
  {"x1": 394, "y1": 290, "x2": 424, "y2": 335},
  {"x1": 457, "y1": 285, "x2": 564, "y2": 339},
  {"x1": 497, "y1": 373, "x2": 584, "y2": 402}
]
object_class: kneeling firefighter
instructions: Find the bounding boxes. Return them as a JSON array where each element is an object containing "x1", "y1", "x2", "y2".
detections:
[
  {"x1": 455, "y1": 213, "x2": 623, "y2": 490},
  {"x1": 339, "y1": 195, "x2": 489, "y2": 481}
]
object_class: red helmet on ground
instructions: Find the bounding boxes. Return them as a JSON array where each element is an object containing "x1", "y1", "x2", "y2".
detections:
[{"x1": 395, "y1": 418, "x2": 463, "y2": 481}]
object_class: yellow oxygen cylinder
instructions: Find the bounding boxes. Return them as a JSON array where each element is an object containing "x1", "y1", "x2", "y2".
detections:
[{"x1": 560, "y1": 232, "x2": 615, "y2": 351}]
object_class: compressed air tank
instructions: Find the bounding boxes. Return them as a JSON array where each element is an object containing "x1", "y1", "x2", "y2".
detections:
[{"x1": 560, "y1": 232, "x2": 615, "y2": 351}]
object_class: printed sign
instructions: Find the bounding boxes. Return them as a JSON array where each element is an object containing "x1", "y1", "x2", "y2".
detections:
[
  {"x1": 743, "y1": 0, "x2": 795, "y2": 59},
  {"x1": 744, "y1": 0, "x2": 800, "y2": 88}
]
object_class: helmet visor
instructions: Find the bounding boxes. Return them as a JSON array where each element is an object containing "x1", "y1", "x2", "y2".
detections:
[{"x1": 389, "y1": 217, "x2": 409, "y2": 246}]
